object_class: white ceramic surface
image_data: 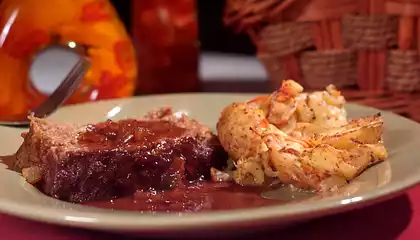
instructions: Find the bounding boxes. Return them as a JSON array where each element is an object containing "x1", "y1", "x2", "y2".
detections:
[{"x1": 0, "y1": 93, "x2": 418, "y2": 234}]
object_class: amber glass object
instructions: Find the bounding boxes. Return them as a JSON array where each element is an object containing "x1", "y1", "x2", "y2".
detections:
[
  {"x1": 0, "y1": 0, "x2": 137, "y2": 120},
  {"x1": 132, "y1": 0, "x2": 199, "y2": 94}
]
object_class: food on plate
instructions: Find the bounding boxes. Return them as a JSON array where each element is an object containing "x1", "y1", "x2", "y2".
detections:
[
  {"x1": 217, "y1": 80, "x2": 387, "y2": 191},
  {"x1": 15, "y1": 108, "x2": 227, "y2": 203},
  {"x1": 9, "y1": 80, "x2": 388, "y2": 212},
  {"x1": 14, "y1": 108, "x2": 286, "y2": 212}
]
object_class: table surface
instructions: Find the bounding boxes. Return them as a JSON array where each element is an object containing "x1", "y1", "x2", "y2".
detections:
[{"x1": 2, "y1": 80, "x2": 420, "y2": 240}]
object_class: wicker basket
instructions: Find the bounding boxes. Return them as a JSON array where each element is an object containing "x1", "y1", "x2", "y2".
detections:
[
  {"x1": 224, "y1": 0, "x2": 420, "y2": 92},
  {"x1": 300, "y1": 50, "x2": 356, "y2": 89}
]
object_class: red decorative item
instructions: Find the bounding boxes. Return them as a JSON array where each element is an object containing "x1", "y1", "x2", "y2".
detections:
[
  {"x1": 2, "y1": 21, "x2": 51, "y2": 59},
  {"x1": 132, "y1": 0, "x2": 199, "y2": 94},
  {"x1": 0, "y1": 0, "x2": 137, "y2": 120},
  {"x1": 96, "y1": 71, "x2": 130, "y2": 99},
  {"x1": 80, "y1": 0, "x2": 113, "y2": 22},
  {"x1": 114, "y1": 40, "x2": 136, "y2": 72}
]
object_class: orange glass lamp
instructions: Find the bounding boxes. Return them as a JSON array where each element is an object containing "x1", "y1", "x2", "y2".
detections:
[{"x1": 0, "y1": 0, "x2": 137, "y2": 120}]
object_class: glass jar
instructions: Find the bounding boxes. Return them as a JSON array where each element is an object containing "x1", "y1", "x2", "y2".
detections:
[
  {"x1": 0, "y1": 0, "x2": 137, "y2": 120},
  {"x1": 132, "y1": 0, "x2": 199, "y2": 94}
]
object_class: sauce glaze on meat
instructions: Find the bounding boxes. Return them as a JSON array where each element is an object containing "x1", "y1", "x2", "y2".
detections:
[
  {"x1": 80, "y1": 119, "x2": 281, "y2": 212},
  {"x1": 13, "y1": 110, "x2": 285, "y2": 212}
]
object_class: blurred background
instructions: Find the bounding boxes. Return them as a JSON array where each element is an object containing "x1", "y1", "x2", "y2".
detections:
[
  {"x1": 1, "y1": 0, "x2": 419, "y2": 121},
  {"x1": 0, "y1": 0, "x2": 271, "y2": 121},
  {"x1": 111, "y1": 0, "x2": 256, "y2": 55}
]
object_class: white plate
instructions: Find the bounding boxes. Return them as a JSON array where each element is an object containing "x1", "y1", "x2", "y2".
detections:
[{"x1": 0, "y1": 93, "x2": 419, "y2": 235}]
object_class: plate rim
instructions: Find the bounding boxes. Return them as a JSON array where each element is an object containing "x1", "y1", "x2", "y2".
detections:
[{"x1": 0, "y1": 92, "x2": 419, "y2": 231}]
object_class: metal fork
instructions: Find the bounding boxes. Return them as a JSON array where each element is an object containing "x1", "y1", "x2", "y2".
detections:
[{"x1": 0, "y1": 58, "x2": 90, "y2": 127}]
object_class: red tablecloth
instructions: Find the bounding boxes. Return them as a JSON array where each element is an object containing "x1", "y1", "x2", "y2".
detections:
[{"x1": 1, "y1": 185, "x2": 419, "y2": 240}]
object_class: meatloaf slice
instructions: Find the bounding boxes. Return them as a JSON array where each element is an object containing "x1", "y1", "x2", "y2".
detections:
[{"x1": 16, "y1": 109, "x2": 227, "y2": 203}]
